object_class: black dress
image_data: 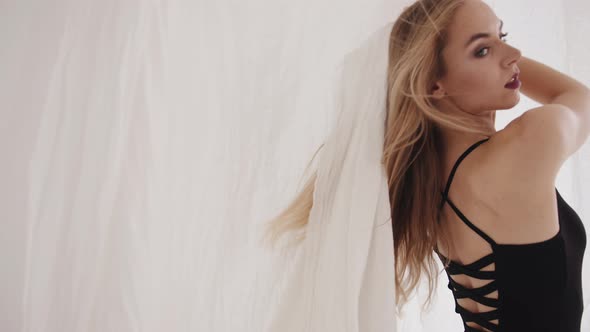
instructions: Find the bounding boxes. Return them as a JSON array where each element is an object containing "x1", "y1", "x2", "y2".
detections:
[{"x1": 435, "y1": 138, "x2": 586, "y2": 331}]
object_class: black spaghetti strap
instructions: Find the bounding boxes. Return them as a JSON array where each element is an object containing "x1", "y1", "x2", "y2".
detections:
[
  {"x1": 438, "y1": 138, "x2": 489, "y2": 210},
  {"x1": 439, "y1": 138, "x2": 496, "y2": 246},
  {"x1": 446, "y1": 196, "x2": 497, "y2": 246},
  {"x1": 443, "y1": 138, "x2": 490, "y2": 200}
]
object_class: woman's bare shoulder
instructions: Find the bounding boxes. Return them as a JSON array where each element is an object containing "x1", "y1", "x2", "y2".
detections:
[
  {"x1": 466, "y1": 117, "x2": 561, "y2": 243},
  {"x1": 482, "y1": 114, "x2": 556, "y2": 194}
]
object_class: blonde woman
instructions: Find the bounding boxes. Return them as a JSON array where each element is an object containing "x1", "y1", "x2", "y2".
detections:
[{"x1": 265, "y1": 0, "x2": 589, "y2": 331}]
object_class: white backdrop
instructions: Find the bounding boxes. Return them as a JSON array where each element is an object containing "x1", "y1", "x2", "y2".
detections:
[{"x1": 1, "y1": 0, "x2": 589, "y2": 331}]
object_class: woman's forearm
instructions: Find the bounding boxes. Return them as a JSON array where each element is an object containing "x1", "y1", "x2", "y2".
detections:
[{"x1": 518, "y1": 55, "x2": 590, "y2": 105}]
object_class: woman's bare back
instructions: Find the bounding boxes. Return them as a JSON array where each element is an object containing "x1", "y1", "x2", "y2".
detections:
[{"x1": 436, "y1": 124, "x2": 563, "y2": 329}]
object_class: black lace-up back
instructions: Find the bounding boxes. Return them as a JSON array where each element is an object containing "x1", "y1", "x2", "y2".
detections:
[{"x1": 436, "y1": 138, "x2": 586, "y2": 332}]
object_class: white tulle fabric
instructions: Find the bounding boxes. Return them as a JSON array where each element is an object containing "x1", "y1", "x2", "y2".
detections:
[
  {"x1": 265, "y1": 22, "x2": 398, "y2": 332},
  {"x1": 3, "y1": 1, "x2": 589, "y2": 331}
]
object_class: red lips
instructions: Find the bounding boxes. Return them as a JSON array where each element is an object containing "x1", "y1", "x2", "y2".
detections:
[{"x1": 506, "y1": 72, "x2": 519, "y2": 84}]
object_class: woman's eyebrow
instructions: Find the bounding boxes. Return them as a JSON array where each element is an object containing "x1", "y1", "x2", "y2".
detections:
[{"x1": 464, "y1": 19, "x2": 504, "y2": 48}]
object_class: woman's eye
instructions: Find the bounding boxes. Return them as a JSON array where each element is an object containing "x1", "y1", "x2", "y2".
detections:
[
  {"x1": 475, "y1": 47, "x2": 489, "y2": 57},
  {"x1": 475, "y1": 32, "x2": 509, "y2": 58},
  {"x1": 500, "y1": 32, "x2": 509, "y2": 42}
]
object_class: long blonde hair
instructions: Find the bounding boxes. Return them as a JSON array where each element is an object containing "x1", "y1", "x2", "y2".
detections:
[{"x1": 263, "y1": 0, "x2": 495, "y2": 313}]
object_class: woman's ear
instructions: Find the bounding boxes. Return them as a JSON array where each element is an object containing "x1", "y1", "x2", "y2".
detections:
[{"x1": 431, "y1": 83, "x2": 447, "y2": 99}]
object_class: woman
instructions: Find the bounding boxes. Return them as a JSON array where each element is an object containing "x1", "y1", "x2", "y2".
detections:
[{"x1": 265, "y1": 0, "x2": 589, "y2": 331}]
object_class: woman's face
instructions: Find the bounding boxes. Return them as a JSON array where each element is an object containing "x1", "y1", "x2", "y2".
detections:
[{"x1": 433, "y1": 0, "x2": 522, "y2": 114}]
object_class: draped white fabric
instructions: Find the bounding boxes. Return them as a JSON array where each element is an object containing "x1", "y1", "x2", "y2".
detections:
[
  {"x1": 263, "y1": 23, "x2": 396, "y2": 332},
  {"x1": 1, "y1": 0, "x2": 589, "y2": 331}
]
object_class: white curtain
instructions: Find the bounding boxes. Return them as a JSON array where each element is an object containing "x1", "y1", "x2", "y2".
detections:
[{"x1": 1, "y1": 0, "x2": 589, "y2": 331}]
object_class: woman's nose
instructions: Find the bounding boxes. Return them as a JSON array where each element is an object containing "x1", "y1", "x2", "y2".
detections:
[{"x1": 504, "y1": 46, "x2": 522, "y2": 68}]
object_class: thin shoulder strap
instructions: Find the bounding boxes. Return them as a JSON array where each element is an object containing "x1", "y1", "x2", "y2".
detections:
[
  {"x1": 439, "y1": 138, "x2": 497, "y2": 246},
  {"x1": 441, "y1": 138, "x2": 490, "y2": 200}
]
